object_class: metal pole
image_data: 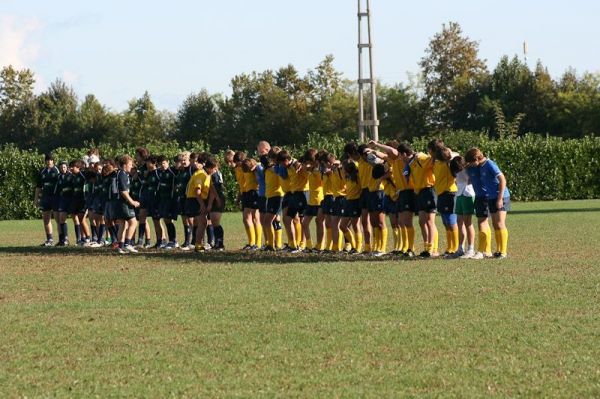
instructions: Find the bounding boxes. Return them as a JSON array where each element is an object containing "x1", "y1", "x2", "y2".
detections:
[
  {"x1": 366, "y1": 0, "x2": 379, "y2": 142},
  {"x1": 357, "y1": 0, "x2": 365, "y2": 142}
]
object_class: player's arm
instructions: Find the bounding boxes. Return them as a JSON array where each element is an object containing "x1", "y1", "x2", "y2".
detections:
[
  {"x1": 496, "y1": 173, "x2": 507, "y2": 209},
  {"x1": 121, "y1": 190, "x2": 140, "y2": 208},
  {"x1": 369, "y1": 140, "x2": 399, "y2": 159}
]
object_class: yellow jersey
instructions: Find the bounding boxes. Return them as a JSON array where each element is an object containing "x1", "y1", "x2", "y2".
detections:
[
  {"x1": 265, "y1": 167, "x2": 284, "y2": 198},
  {"x1": 367, "y1": 171, "x2": 384, "y2": 193},
  {"x1": 391, "y1": 158, "x2": 414, "y2": 191},
  {"x1": 345, "y1": 177, "x2": 362, "y2": 200},
  {"x1": 433, "y1": 160, "x2": 458, "y2": 195},
  {"x1": 409, "y1": 152, "x2": 435, "y2": 194},
  {"x1": 234, "y1": 166, "x2": 245, "y2": 193},
  {"x1": 330, "y1": 168, "x2": 346, "y2": 198},
  {"x1": 290, "y1": 166, "x2": 309, "y2": 192},
  {"x1": 307, "y1": 169, "x2": 324, "y2": 206},
  {"x1": 243, "y1": 170, "x2": 259, "y2": 192},
  {"x1": 186, "y1": 169, "x2": 211, "y2": 200},
  {"x1": 383, "y1": 178, "x2": 398, "y2": 200},
  {"x1": 358, "y1": 158, "x2": 372, "y2": 190},
  {"x1": 322, "y1": 171, "x2": 333, "y2": 197}
]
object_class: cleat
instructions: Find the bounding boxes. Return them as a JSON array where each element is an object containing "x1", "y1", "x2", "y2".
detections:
[
  {"x1": 289, "y1": 248, "x2": 302, "y2": 254},
  {"x1": 249, "y1": 245, "x2": 259, "y2": 251},
  {"x1": 241, "y1": 244, "x2": 252, "y2": 251},
  {"x1": 261, "y1": 246, "x2": 276, "y2": 252},
  {"x1": 143, "y1": 242, "x2": 152, "y2": 249},
  {"x1": 403, "y1": 250, "x2": 416, "y2": 258},
  {"x1": 116, "y1": 247, "x2": 128, "y2": 254},
  {"x1": 494, "y1": 252, "x2": 507, "y2": 259},
  {"x1": 180, "y1": 245, "x2": 191, "y2": 251},
  {"x1": 41, "y1": 240, "x2": 54, "y2": 247},
  {"x1": 372, "y1": 251, "x2": 385, "y2": 257},
  {"x1": 459, "y1": 250, "x2": 476, "y2": 259},
  {"x1": 419, "y1": 251, "x2": 431, "y2": 258},
  {"x1": 471, "y1": 252, "x2": 485, "y2": 260},
  {"x1": 124, "y1": 244, "x2": 138, "y2": 253}
]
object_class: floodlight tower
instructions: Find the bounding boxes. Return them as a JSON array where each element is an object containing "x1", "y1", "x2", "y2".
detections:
[{"x1": 357, "y1": 0, "x2": 379, "y2": 142}]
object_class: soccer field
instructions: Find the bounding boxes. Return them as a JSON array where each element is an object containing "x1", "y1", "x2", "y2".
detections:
[{"x1": 0, "y1": 200, "x2": 599, "y2": 397}]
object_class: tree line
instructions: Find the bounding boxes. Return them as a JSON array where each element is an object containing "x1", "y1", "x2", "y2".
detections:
[{"x1": 1, "y1": 22, "x2": 599, "y2": 154}]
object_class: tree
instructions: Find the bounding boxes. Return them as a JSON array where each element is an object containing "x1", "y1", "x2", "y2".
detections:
[
  {"x1": 378, "y1": 83, "x2": 427, "y2": 139},
  {"x1": 420, "y1": 22, "x2": 488, "y2": 129},
  {"x1": 119, "y1": 91, "x2": 169, "y2": 145},
  {"x1": 0, "y1": 66, "x2": 36, "y2": 146},
  {"x1": 78, "y1": 94, "x2": 123, "y2": 144},
  {"x1": 174, "y1": 89, "x2": 219, "y2": 143}
]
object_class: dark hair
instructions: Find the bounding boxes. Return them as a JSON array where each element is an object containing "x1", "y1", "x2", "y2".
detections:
[
  {"x1": 372, "y1": 164, "x2": 386, "y2": 180},
  {"x1": 204, "y1": 157, "x2": 218, "y2": 170},
  {"x1": 259, "y1": 155, "x2": 270, "y2": 168},
  {"x1": 427, "y1": 138, "x2": 445, "y2": 153},
  {"x1": 465, "y1": 148, "x2": 484, "y2": 164},
  {"x1": 276, "y1": 150, "x2": 292, "y2": 163},
  {"x1": 197, "y1": 152, "x2": 210, "y2": 165},
  {"x1": 156, "y1": 155, "x2": 168, "y2": 164},
  {"x1": 303, "y1": 148, "x2": 318, "y2": 163},
  {"x1": 343, "y1": 160, "x2": 359, "y2": 182},
  {"x1": 146, "y1": 155, "x2": 157, "y2": 165},
  {"x1": 241, "y1": 158, "x2": 257, "y2": 173},
  {"x1": 386, "y1": 140, "x2": 399, "y2": 148},
  {"x1": 343, "y1": 142, "x2": 359, "y2": 157},
  {"x1": 44, "y1": 153, "x2": 54, "y2": 162},
  {"x1": 233, "y1": 151, "x2": 246, "y2": 163},
  {"x1": 69, "y1": 160, "x2": 85, "y2": 169},
  {"x1": 268, "y1": 147, "x2": 281, "y2": 161},
  {"x1": 450, "y1": 156, "x2": 466, "y2": 177},
  {"x1": 397, "y1": 143, "x2": 413, "y2": 156},
  {"x1": 357, "y1": 144, "x2": 369, "y2": 156},
  {"x1": 135, "y1": 147, "x2": 149, "y2": 159},
  {"x1": 434, "y1": 146, "x2": 452, "y2": 162}
]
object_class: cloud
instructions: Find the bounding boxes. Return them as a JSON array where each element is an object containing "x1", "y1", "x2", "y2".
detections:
[
  {"x1": 0, "y1": 15, "x2": 42, "y2": 69},
  {"x1": 62, "y1": 69, "x2": 79, "y2": 85}
]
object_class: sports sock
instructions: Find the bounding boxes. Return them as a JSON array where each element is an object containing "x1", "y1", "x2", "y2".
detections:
[
  {"x1": 46, "y1": 233, "x2": 53, "y2": 241},
  {"x1": 139, "y1": 223, "x2": 146, "y2": 242},
  {"x1": 432, "y1": 230, "x2": 439, "y2": 254},
  {"x1": 74, "y1": 225, "x2": 81, "y2": 242},
  {"x1": 392, "y1": 227, "x2": 400, "y2": 251},
  {"x1": 380, "y1": 227, "x2": 388, "y2": 253},
  {"x1": 255, "y1": 224, "x2": 262, "y2": 247},
  {"x1": 206, "y1": 225, "x2": 214, "y2": 246},
  {"x1": 355, "y1": 232, "x2": 363, "y2": 253},
  {"x1": 485, "y1": 226, "x2": 492, "y2": 254},
  {"x1": 166, "y1": 222, "x2": 176, "y2": 242},
  {"x1": 183, "y1": 225, "x2": 191, "y2": 246},
  {"x1": 215, "y1": 225, "x2": 224, "y2": 247},
  {"x1": 407, "y1": 226, "x2": 415, "y2": 252},
  {"x1": 478, "y1": 228, "x2": 489, "y2": 254},
  {"x1": 373, "y1": 227, "x2": 381, "y2": 252},
  {"x1": 60, "y1": 223, "x2": 68, "y2": 241},
  {"x1": 494, "y1": 229, "x2": 502, "y2": 253},
  {"x1": 98, "y1": 224, "x2": 106, "y2": 243},
  {"x1": 499, "y1": 228, "x2": 508, "y2": 255},
  {"x1": 294, "y1": 221, "x2": 302, "y2": 247},
  {"x1": 400, "y1": 226, "x2": 408, "y2": 252},
  {"x1": 306, "y1": 239, "x2": 313, "y2": 250},
  {"x1": 275, "y1": 228, "x2": 283, "y2": 249},
  {"x1": 191, "y1": 225, "x2": 197, "y2": 245},
  {"x1": 245, "y1": 225, "x2": 255, "y2": 246},
  {"x1": 446, "y1": 230, "x2": 453, "y2": 253},
  {"x1": 326, "y1": 228, "x2": 333, "y2": 250},
  {"x1": 451, "y1": 228, "x2": 459, "y2": 253}
]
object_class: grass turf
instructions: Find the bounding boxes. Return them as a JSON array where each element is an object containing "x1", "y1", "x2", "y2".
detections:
[{"x1": 0, "y1": 200, "x2": 599, "y2": 397}]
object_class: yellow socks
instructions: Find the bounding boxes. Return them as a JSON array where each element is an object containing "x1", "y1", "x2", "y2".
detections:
[
  {"x1": 407, "y1": 226, "x2": 415, "y2": 252},
  {"x1": 275, "y1": 229, "x2": 283, "y2": 249},
  {"x1": 400, "y1": 226, "x2": 408, "y2": 252},
  {"x1": 294, "y1": 221, "x2": 302, "y2": 247},
  {"x1": 497, "y1": 228, "x2": 509, "y2": 255},
  {"x1": 373, "y1": 228, "x2": 381, "y2": 252},
  {"x1": 478, "y1": 227, "x2": 492, "y2": 255},
  {"x1": 355, "y1": 232, "x2": 363, "y2": 253},
  {"x1": 245, "y1": 225, "x2": 255, "y2": 246},
  {"x1": 452, "y1": 228, "x2": 459, "y2": 253},
  {"x1": 445, "y1": 230, "x2": 453, "y2": 254},
  {"x1": 432, "y1": 230, "x2": 439, "y2": 254},
  {"x1": 255, "y1": 224, "x2": 262, "y2": 248},
  {"x1": 306, "y1": 239, "x2": 313, "y2": 251},
  {"x1": 392, "y1": 227, "x2": 400, "y2": 251},
  {"x1": 344, "y1": 230, "x2": 356, "y2": 250},
  {"x1": 380, "y1": 227, "x2": 388, "y2": 253}
]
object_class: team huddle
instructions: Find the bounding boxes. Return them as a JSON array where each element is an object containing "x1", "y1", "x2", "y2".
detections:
[{"x1": 35, "y1": 138, "x2": 510, "y2": 259}]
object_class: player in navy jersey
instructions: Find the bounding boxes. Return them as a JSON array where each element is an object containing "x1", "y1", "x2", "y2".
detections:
[
  {"x1": 157, "y1": 155, "x2": 178, "y2": 249},
  {"x1": 207, "y1": 160, "x2": 226, "y2": 250},
  {"x1": 69, "y1": 160, "x2": 91, "y2": 245},
  {"x1": 54, "y1": 161, "x2": 73, "y2": 246},
  {"x1": 113, "y1": 155, "x2": 140, "y2": 254},
  {"x1": 35, "y1": 154, "x2": 60, "y2": 246}
]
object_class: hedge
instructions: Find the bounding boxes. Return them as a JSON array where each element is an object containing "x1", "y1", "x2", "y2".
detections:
[{"x1": 0, "y1": 132, "x2": 599, "y2": 220}]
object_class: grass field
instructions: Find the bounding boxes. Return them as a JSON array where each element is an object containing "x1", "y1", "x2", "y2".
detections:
[{"x1": 1, "y1": 200, "x2": 599, "y2": 397}]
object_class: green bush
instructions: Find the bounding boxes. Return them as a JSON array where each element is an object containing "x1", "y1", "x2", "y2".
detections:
[{"x1": 1, "y1": 133, "x2": 599, "y2": 220}]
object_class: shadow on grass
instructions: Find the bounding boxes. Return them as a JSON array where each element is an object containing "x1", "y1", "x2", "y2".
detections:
[
  {"x1": 0, "y1": 246, "x2": 426, "y2": 264},
  {"x1": 511, "y1": 207, "x2": 600, "y2": 215}
]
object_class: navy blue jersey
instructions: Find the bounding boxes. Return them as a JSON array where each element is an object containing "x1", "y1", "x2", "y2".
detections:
[
  {"x1": 158, "y1": 167, "x2": 176, "y2": 200},
  {"x1": 144, "y1": 169, "x2": 160, "y2": 199},
  {"x1": 72, "y1": 172, "x2": 87, "y2": 198},
  {"x1": 130, "y1": 174, "x2": 143, "y2": 201},
  {"x1": 211, "y1": 170, "x2": 225, "y2": 198},
  {"x1": 56, "y1": 172, "x2": 74, "y2": 197},
  {"x1": 37, "y1": 167, "x2": 59, "y2": 195},
  {"x1": 175, "y1": 166, "x2": 194, "y2": 198}
]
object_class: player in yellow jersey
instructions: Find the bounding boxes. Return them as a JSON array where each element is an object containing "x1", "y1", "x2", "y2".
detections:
[
  {"x1": 398, "y1": 143, "x2": 438, "y2": 258},
  {"x1": 187, "y1": 157, "x2": 217, "y2": 252},
  {"x1": 353, "y1": 144, "x2": 374, "y2": 253},
  {"x1": 341, "y1": 160, "x2": 363, "y2": 254},
  {"x1": 241, "y1": 152, "x2": 261, "y2": 251},
  {"x1": 363, "y1": 148, "x2": 387, "y2": 257},
  {"x1": 431, "y1": 145, "x2": 460, "y2": 257},
  {"x1": 276, "y1": 150, "x2": 304, "y2": 253},
  {"x1": 263, "y1": 147, "x2": 284, "y2": 251},
  {"x1": 328, "y1": 157, "x2": 347, "y2": 253},
  {"x1": 318, "y1": 152, "x2": 336, "y2": 252},
  {"x1": 301, "y1": 149, "x2": 325, "y2": 252}
]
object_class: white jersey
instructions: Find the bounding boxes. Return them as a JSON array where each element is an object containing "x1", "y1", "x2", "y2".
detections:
[{"x1": 456, "y1": 169, "x2": 475, "y2": 197}]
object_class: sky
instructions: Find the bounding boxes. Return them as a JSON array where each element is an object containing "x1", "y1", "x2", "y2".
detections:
[{"x1": 1, "y1": 0, "x2": 599, "y2": 112}]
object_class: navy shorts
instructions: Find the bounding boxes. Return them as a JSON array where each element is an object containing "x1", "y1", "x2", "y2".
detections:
[
  {"x1": 184, "y1": 198, "x2": 200, "y2": 217},
  {"x1": 344, "y1": 199, "x2": 361, "y2": 218},
  {"x1": 158, "y1": 198, "x2": 179, "y2": 220},
  {"x1": 58, "y1": 195, "x2": 73, "y2": 213},
  {"x1": 146, "y1": 197, "x2": 159, "y2": 219},
  {"x1": 281, "y1": 192, "x2": 293, "y2": 210},
  {"x1": 383, "y1": 195, "x2": 397, "y2": 215},
  {"x1": 287, "y1": 191, "x2": 308, "y2": 218},
  {"x1": 258, "y1": 196, "x2": 267, "y2": 214},
  {"x1": 93, "y1": 197, "x2": 105, "y2": 214},
  {"x1": 210, "y1": 194, "x2": 226, "y2": 213},
  {"x1": 69, "y1": 196, "x2": 86, "y2": 215},
  {"x1": 332, "y1": 197, "x2": 346, "y2": 217},
  {"x1": 304, "y1": 205, "x2": 320, "y2": 217},
  {"x1": 321, "y1": 195, "x2": 334, "y2": 216},
  {"x1": 84, "y1": 193, "x2": 95, "y2": 211},
  {"x1": 368, "y1": 190, "x2": 384, "y2": 213},
  {"x1": 103, "y1": 200, "x2": 114, "y2": 221},
  {"x1": 359, "y1": 188, "x2": 369, "y2": 210},
  {"x1": 397, "y1": 190, "x2": 417, "y2": 213},
  {"x1": 178, "y1": 197, "x2": 187, "y2": 216},
  {"x1": 242, "y1": 190, "x2": 260, "y2": 209},
  {"x1": 474, "y1": 196, "x2": 489, "y2": 218},
  {"x1": 266, "y1": 196, "x2": 282, "y2": 214},
  {"x1": 39, "y1": 194, "x2": 55, "y2": 212},
  {"x1": 112, "y1": 200, "x2": 136, "y2": 220},
  {"x1": 488, "y1": 196, "x2": 511, "y2": 213},
  {"x1": 437, "y1": 192, "x2": 456, "y2": 215},
  {"x1": 416, "y1": 188, "x2": 437, "y2": 213}
]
